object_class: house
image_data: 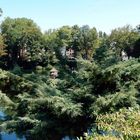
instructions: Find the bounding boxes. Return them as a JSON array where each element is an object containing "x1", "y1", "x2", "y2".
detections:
[
  {"x1": 121, "y1": 50, "x2": 128, "y2": 61},
  {"x1": 19, "y1": 47, "x2": 27, "y2": 58},
  {"x1": 66, "y1": 48, "x2": 74, "y2": 58}
]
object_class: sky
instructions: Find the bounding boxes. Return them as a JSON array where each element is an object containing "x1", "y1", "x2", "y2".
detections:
[{"x1": 0, "y1": 0, "x2": 140, "y2": 33}]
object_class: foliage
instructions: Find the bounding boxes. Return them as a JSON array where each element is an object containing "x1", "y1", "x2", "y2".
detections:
[
  {"x1": 0, "y1": 15, "x2": 140, "y2": 139},
  {"x1": 94, "y1": 25, "x2": 140, "y2": 67},
  {"x1": 0, "y1": 91, "x2": 15, "y2": 107},
  {"x1": 90, "y1": 59, "x2": 140, "y2": 117},
  {"x1": 1, "y1": 17, "x2": 47, "y2": 68},
  {"x1": 96, "y1": 108, "x2": 140, "y2": 140},
  {"x1": 108, "y1": 25, "x2": 140, "y2": 59},
  {"x1": 78, "y1": 25, "x2": 99, "y2": 60},
  {"x1": 84, "y1": 108, "x2": 140, "y2": 140},
  {"x1": 0, "y1": 35, "x2": 6, "y2": 56}
]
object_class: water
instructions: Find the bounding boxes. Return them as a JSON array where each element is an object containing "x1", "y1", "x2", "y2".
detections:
[
  {"x1": 0, "y1": 124, "x2": 91, "y2": 140},
  {"x1": 62, "y1": 136, "x2": 77, "y2": 140},
  {"x1": 0, "y1": 132, "x2": 26, "y2": 140},
  {"x1": 0, "y1": 109, "x2": 93, "y2": 140},
  {"x1": 0, "y1": 109, "x2": 26, "y2": 140},
  {"x1": 0, "y1": 134, "x2": 77, "y2": 140},
  {"x1": 0, "y1": 111, "x2": 6, "y2": 120}
]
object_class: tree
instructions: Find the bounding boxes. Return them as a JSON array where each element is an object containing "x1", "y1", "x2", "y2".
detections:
[
  {"x1": 44, "y1": 29, "x2": 59, "y2": 65},
  {"x1": 85, "y1": 108, "x2": 140, "y2": 140},
  {"x1": 0, "y1": 8, "x2": 2, "y2": 17},
  {"x1": 0, "y1": 9, "x2": 6, "y2": 56},
  {"x1": 71, "y1": 25, "x2": 81, "y2": 56},
  {"x1": 90, "y1": 59, "x2": 140, "y2": 117},
  {"x1": 0, "y1": 35, "x2": 7, "y2": 68},
  {"x1": 130, "y1": 38, "x2": 140, "y2": 58},
  {"x1": 56, "y1": 26, "x2": 72, "y2": 48},
  {"x1": 94, "y1": 34, "x2": 118, "y2": 67},
  {"x1": 79, "y1": 25, "x2": 99, "y2": 60},
  {"x1": 108, "y1": 25, "x2": 140, "y2": 60},
  {"x1": 1, "y1": 17, "x2": 45, "y2": 68},
  {"x1": 0, "y1": 35, "x2": 6, "y2": 56}
]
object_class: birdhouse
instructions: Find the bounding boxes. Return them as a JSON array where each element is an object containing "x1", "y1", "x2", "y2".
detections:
[{"x1": 50, "y1": 68, "x2": 58, "y2": 79}]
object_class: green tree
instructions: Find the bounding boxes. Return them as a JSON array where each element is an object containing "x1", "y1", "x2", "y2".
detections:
[
  {"x1": 71, "y1": 25, "x2": 81, "y2": 57},
  {"x1": 0, "y1": 9, "x2": 5, "y2": 56},
  {"x1": 108, "y1": 25, "x2": 140, "y2": 60},
  {"x1": 79, "y1": 25, "x2": 99, "y2": 60},
  {"x1": 44, "y1": 29, "x2": 59, "y2": 65},
  {"x1": 56, "y1": 26, "x2": 72, "y2": 48},
  {"x1": 94, "y1": 34, "x2": 118, "y2": 67},
  {"x1": 130, "y1": 38, "x2": 140, "y2": 58},
  {"x1": 1, "y1": 17, "x2": 44, "y2": 68}
]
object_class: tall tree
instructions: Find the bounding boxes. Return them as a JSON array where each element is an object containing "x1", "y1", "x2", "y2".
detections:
[
  {"x1": 79, "y1": 25, "x2": 99, "y2": 60},
  {"x1": 56, "y1": 26, "x2": 72, "y2": 48},
  {"x1": 1, "y1": 17, "x2": 45, "y2": 68},
  {"x1": 108, "y1": 25, "x2": 140, "y2": 60},
  {"x1": 71, "y1": 25, "x2": 81, "y2": 57}
]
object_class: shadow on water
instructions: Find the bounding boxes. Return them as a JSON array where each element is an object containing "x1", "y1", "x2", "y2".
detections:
[
  {"x1": 0, "y1": 109, "x2": 94, "y2": 140},
  {"x1": 0, "y1": 123, "x2": 92, "y2": 140},
  {"x1": 23, "y1": 119, "x2": 93, "y2": 140}
]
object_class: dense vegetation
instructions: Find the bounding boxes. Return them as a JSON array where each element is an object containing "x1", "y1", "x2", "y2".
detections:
[
  {"x1": 85, "y1": 108, "x2": 140, "y2": 140},
  {"x1": 0, "y1": 10, "x2": 140, "y2": 139}
]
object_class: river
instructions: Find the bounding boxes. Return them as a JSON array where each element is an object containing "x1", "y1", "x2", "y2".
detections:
[{"x1": 0, "y1": 110, "x2": 92, "y2": 140}]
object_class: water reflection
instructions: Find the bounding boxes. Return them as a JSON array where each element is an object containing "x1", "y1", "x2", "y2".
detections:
[
  {"x1": 0, "y1": 109, "x2": 26, "y2": 140},
  {"x1": 0, "y1": 127, "x2": 93, "y2": 140},
  {"x1": 0, "y1": 109, "x2": 93, "y2": 140},
  {"x1": 62, "y1": 136, "x2": 77, "y2": 140},
  {"x1": 0, "y1": 126, "x2": 91, "y2": 140},
  {"x1": 24, "y1": 125, "x2": 90, "y2": 140},
  {"x1": 0, "y1": 132, "x2": 26, "y2": 140},
  {"x1": 0, "y1": 111, "x2": 6, "y2": 121}
]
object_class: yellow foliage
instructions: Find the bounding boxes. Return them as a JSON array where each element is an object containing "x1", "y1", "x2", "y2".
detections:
[{"x1": 0, "y1": 35, "x2": 6, "y2": 56}]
